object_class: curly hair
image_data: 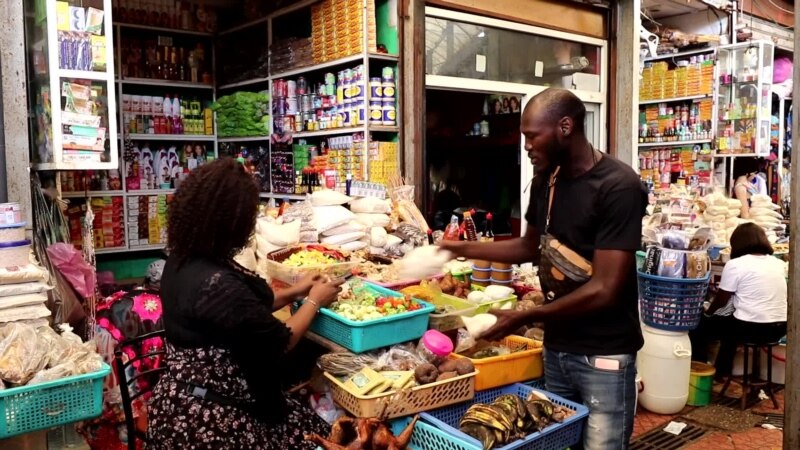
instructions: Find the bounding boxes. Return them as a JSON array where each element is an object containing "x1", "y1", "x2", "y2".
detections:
[{"x1": 167, "y1": 159, "x2": 259, "y2": 263}]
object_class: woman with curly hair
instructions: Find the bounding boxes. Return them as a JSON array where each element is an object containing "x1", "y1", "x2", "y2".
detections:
[{"x1": 147, "y1": 158, "x2": 342, "y2": 449}]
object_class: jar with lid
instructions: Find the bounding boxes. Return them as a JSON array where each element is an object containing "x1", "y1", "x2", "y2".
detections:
[{"x1": 416, "y1": 330, "x2": 454, "y2": 366}]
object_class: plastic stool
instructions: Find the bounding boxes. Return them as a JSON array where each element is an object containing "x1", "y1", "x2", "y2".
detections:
[{"x1": 719, "y1": 342, "x2": 780, "y2": 410}]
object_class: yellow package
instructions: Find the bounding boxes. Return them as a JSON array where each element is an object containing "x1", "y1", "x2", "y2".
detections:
[
  {"x1": 367, "y1": 378, "x2": 394, "y2": 395},
  {"x1": 344, "y1": 367, "x2": 385, "y2": 396},
  {"x1": 379, "y1": 371, "x2": 414, "y2": 390}
]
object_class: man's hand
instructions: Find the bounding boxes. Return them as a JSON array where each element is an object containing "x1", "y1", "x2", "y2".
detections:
[
  {"x1": 479, "y1": 309, "x2": 530, "y2": 341},
  {"x1": 438, "y1": 240, "x2": 467, "y2": 258}
]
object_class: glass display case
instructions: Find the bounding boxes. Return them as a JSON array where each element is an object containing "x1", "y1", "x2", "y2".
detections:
[
  {"x1": 715, "y1": 41, "x2": 774, "y2": 157},
  {"x1": 26, "y1": 0, "x2": 118, "y2": 170}
]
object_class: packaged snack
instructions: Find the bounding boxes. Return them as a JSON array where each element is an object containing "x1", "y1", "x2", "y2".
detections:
[
  {"x1": 657, "y1": 249, "x2": 686, "y2": 278},
  {"x1": 343, "y1": 366, "x2": 384, "y2": 396},
  {"x1": 686, "y1": 251, "x2": 710, "y2": 279},
  {"x1": 644, "y1": 246, "x2": 661, "y2": 275}
]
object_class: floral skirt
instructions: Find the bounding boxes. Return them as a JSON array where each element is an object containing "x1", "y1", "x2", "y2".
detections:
[{"x1": 147, "y1": 379, "x2": 329, "y2": 450}]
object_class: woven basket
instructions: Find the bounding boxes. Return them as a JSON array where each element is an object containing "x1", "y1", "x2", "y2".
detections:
[{"x1": 325, "y1": 370, "x2": 477, "y2": 419}]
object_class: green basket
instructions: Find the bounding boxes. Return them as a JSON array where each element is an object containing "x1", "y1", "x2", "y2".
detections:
[{"x1": 0, "y1": 364, "x2": 110, "y2": 438}]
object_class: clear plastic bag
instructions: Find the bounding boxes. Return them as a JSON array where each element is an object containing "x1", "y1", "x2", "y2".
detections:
[
  {"x1": 453, "y1": 328, "x2": 477, "y2": 354},
  {"x1": 0, "y1": 323, "x2": 48, "y2": 384},
  {"x1": 27, "y1": 362, "x2": 77, "y2": 385},
  {"x1": 373, "y1": 345, "x2": 427, "y2": 372}
]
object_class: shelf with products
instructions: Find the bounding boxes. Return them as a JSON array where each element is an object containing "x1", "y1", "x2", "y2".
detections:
[
  {"x1": 638, "y1": 98, "x2": 714, "y2": 147},
  {"x1": 639, "y1": 52, "x2": 715, "y2": 103},
  {"x1": 714, "y1": 41, "x2": 774, "y2": 157},
  {"x1": 218, "y1": 136, "x2": 271, "y2": 143},
  {"x1": 121, "y1": 90, "x2": 215, "y2": 137},
  {"x1": 638, "y1": 139, "x2": 713, "y2": 148},
  {"x1": 117, "y1": 26, "x2": 214, "y2": 86},
  {"x1": 218, "y1": 77, "x2": 270, "y2": 91},
  {"x1": 112, "y1": 0, "x2": 218, "y2": 36},
  {"x1": 120, "y1": 79, "x2": 214, "y2": 89},
  {"x1": 638, "y1": 94, "x2": 712, "y2": 105},
  {"x1": 62, "y1": 190, "x2": 126, "y2": 199},
  {"x1": 638, "y1": 142, "x2": 714, "y2": 190},
  {"x1": 126, "y1": 134, "x2": 215, "y2": 141},
  {"x1": 643, "y1": 47, "x2": 716, "y2": 63},
  {"x1": 66, "y1": 195, "x2": 127, "y2": 252},
  {"x1": 26, "y1": 0, "x2": 119, "y2": 170}
]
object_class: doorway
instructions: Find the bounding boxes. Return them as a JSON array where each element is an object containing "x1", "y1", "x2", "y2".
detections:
[{"x1": 425, "y1": 88, "x2": 522, "y2": 237}]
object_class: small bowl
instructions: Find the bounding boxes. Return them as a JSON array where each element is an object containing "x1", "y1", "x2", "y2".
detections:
[
  {"x1": 491, "y1": 262, "x2": 512, "y2": 271},
  {"x1": 489, "y1": 277, "x2": 513, "y2": 286},
  {"x1": 491, "y1": 269, "x2": 513, "y2": 282},
  {"x1": 472, "y1": 259, "x2": 492, "y2": 270},
  {"x1": 470, "y1": 276, "x2": 490, "y2": 288},
  {"x1": 471, "y1": 267, "x2": 491, "y2": 281}
]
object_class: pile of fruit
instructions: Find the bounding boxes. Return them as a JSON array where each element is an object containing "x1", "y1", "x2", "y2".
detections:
[
  {"x1": 459, "y1": 392, "x2": 575, "y2": 450},
  {"x1": 283, "y1": 245, "x2": 346, "y2": 267}
]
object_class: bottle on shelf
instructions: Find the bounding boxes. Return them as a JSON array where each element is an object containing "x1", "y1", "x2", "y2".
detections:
[
  {"x1": 163, "y1": 94, "x2": 172, "y2": 134},
  {"x1": 481, "y1": 213, "x2": 495, "y2": 242},
  {"x1": 442, "y1": 215, "x2": 460, "y2": 241},
  {"x1": 463, "y1": 211, "x2": 478, "y2": 242}
]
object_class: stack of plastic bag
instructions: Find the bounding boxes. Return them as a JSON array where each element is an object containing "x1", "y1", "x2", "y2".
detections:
[
  {"x1": 349, "y1": 197, "x2": 393, "y2": 254},
  {"x1": 0, "y1": 261, "x2": 52, "y2": 328},
  {"x1": 0, "y1": 322, "x2": 103, "y2": 388},
  {"x1": 749, "y1": 194, "x2": 785, "y2": 242},
  {"x1": 699, "y1": 191, "x2": 745, "y2": 245}
]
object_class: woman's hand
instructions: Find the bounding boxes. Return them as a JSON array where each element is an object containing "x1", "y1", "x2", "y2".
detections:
[
  {"x1": 295, "y1": 273, "x2": 323, "y2": 297},
  {"x1": 308, "y1": 278, "x2": 346, "y2": 308}
]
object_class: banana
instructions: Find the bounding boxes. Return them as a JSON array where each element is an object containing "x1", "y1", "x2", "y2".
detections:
[{"x1": 460, "y1": 423, "x2": 496, "y2": 450}]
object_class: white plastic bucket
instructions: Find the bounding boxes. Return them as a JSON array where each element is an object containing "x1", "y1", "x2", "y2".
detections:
[
  {"x1": 637, "y1": 325, "x2": 692, "y2": 414},
  {"x1": 759, "y1": 344, "x2": 786, "y2": 384}
]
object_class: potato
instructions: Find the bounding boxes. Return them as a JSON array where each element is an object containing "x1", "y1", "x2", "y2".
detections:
[
  {"x1": 436, "y1": 371, "x2": 458, "y2": 382},
  {"x1": 455, "y1": 359, "x2": 475, "y2": 375},
  {"x1": 438, "y1": 360, "x2": 459, "y2": 373},
  {"x1": 414, "y1": 363, "x2": 439, "y2": 385}
]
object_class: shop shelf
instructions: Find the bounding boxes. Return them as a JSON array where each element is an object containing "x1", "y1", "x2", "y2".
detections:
[
  {"x1": 637, "y1": 139, "x2": 712, "y2": 148},
  {"x1": 259, "y1": 192, "x2": 306, "y2": 200},
  {"x1": 714, "y1": 153, "x2": 759, "y2": 158},
  {"x1": 369, "y1": 53, "x2": 400, "y2": 62},
  {"x1": 369, "y1": 125, "x2": 401, "y2": 133},
  {"x1": 270, "y1": 54, "x2": 365, "y2": 80},
  {"x1": 218, "y1": 77, "x2": 270, "y2": 90},
  {"x1": 94, "y1": 246, "x2": 130, "y2": 254},
  {"x1": 127, "y1": 189, "x2": 176, "y2": 195},
  {"x1": 120, "y1": 78, "x2": 214, "y2": 89},
  {"x1": 217, "y1": 16, "x2": 269, "y2": 36},
  {"x1": 643, "y1": 47, "x2": 716, "y2": 62},
  {"x1": 116, "y1": 22, "x2": 213, "y2": 37},
  {"x1": 291, "y1": 126, "x2": 366, "y2": 139},
  {"x1": 58, "y1": 69, "x2": 112, "y2": 81},
  {"x1": 218, "y1": 136, "x2": 271, "y2": 143},
  {"x1": 125, "y1": 244, "x2": 167, "y2": 252},
  {"x1": 61, "y1": 190, "x2": 125, "y2": 198},
  {"x1": 639, "y1": 94, "x2": 711, "y2": 105},
  {"x1": 126, "y1": 133, "x2": 215, "y2": 141}
]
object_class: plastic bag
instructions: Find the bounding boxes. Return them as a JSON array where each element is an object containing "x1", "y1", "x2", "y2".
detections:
[
  {"x1": 310, "y1": 392, "x2": 346, "y2": 424},
  {"x1": 27, "y1": 362, "x2": 77, "y2": 385},
  {"x1": 37, "y1": 326, "x2": 74, "y2": 368},
  {"x1": 373, "y1": 345, "x2": 427, "y2": 372},
  {"x1": 46, "y1": 243, "x2": 96, "y2": 299},
  {"x1": 0, "y1": 323, "x2": 48, "y2": 384},
  {"x1": 454, "y1": 328, "x2": 477, "y2": 354}
]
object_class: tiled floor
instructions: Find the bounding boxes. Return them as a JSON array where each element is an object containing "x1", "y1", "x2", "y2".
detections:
[{"x1": 633, "y1": 384, "x2": 785, "y2": 449}]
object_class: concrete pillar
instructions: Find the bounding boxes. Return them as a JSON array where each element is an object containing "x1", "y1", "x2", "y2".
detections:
[
  {"x1": 613, "y1": 0, "x2": 640, "y2": 168},
  {"x1": 0, "y1": 0, "x2": 32, "y2": 224}
]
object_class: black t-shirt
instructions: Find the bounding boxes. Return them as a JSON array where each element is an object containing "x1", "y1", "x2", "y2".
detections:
[{"x1": 525, "y1": 155, "x2": 646, "y2": 355}]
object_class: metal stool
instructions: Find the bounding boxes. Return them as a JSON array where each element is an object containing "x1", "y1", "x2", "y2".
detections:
[{"x1": 719, "y1": 342, "x2": 780, "y2": 410}]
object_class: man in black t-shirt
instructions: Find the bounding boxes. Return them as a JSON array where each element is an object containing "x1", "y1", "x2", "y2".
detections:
[{"x1": 441, "y1": 88, "x2": 646, "y2": 450}]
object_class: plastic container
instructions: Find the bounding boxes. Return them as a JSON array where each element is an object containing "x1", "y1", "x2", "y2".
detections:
[
  {"x1": 0, "y1": 222, "x2": 26, "y2": 244},
  {"x1": 469, "y1": 285, "x2": 517, "y2": 314},
  {"x1": 491, "y1": 268, "x2": 513, "y2": 282},
  {"x1": 324, "y1": 370, "x2": 477, "y2": 419},
  {"x1": 490, "y1": 278, "x2": 513, "y2": 287},
  {"x1": 637, "y1": 325, "x2": 692, "y2": 414},
  {"x1": 450, "y1": 268, "x2": 473, "y2": 283},
  {"x1": 687, "y1": 361, "x2": 715, "y2": 406},
  {"x1": 294, "y1": 283, "x2": 434, "y2": 353},
  {"x1": 0, "y1": 202, "x2": 22, "y2": 226},
  {"x1": 470, "y1": 277, "x2": 490, "y2": 288},
  {"x1": 417, "y1": 330, "x2": 454, "y2": 365},
  {"x1": 635, "y1": 250, "x2": 646, "y2": 270},
  {"x1": 472, "y1": 260, "x2": 491, "y2": 270},
  {"x1": 471, "y1": 267, "x2": 491, "y2": 281},
  {"x1": 428, "y1": 294, "x2": 478, "y2": 332},
  {"x1": 389, "y1": 416, "x2": 476, "y2": 450},
  {"x1": 451, "y1": 336, "x2": 543, "y2": 391},
  {"x1": 0, "y1": 240, "x2": 31, "y2": 268},
  {"x1": 491, "y1": 262, "x2": 512, "y2": 271},
  {"x1": 421, "y1": 383, "x2": 588, "y2": 450},
  {"x1": 637, "y1": 270, "x2": 710, "y2": 331},
  {"x1": 760, "y1": 343, "x2": 787, "y2": 384},
  {"x1": 0, "y1": 363, "x2": 110, "y2": 438}
]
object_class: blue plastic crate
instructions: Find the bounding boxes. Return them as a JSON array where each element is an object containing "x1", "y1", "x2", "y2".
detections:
[
  {"x1": 296, "y1": 283, "x2": 434, "y2": 353},
  {"x1": 389, "y1": 417, "x2": 478, "y2": 450},
  {"x1": 523, "y1": 378, "x2": 546, "y2": 390},
  {"x1": 421, "y1": 383, "x2": 588, "y2": 450},
  {"x1": 0, "y1": 363, "x2": 110, "y2": 438},
  {"x1": 638, "y1": 270, "x2": 710, "y2": 332}
]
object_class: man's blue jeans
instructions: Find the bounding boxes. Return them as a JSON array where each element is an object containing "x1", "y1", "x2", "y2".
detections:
[{"x1": 543, "y1": 349, "x2": 637, "y2": 450}]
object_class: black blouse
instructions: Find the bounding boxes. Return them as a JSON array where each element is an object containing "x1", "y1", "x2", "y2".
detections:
[{"x1": 159, "y1": 256, "x2": 291, "y2": 421}]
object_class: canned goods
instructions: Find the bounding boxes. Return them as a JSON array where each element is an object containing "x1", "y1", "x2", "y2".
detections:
[
  {"x1": 301, "y1": 94, "x2": 313, "y2": 112},
  {"x1": 351, "y1": 83, "x2": 364, "y2": 100},
  {"x1": 282, "y1": 115, "x2": 295, "y2": 133},
  {"x1": 324, "y1": 83, "x2": 336, "y2": 96},
  {"x1": 273, "y1": 116, "x2": 285, "y2": 135},
  {"x1": 273, "y1": 97, "x2": 287, "y2": 116},
  {"x1": 313, "y1": 95, "x2": 323, "y2": 109},
  {"x1": 382, "y1": 81, "x2": 396, "y2": 99},
  {"x1": 324, "y1": 73, "x2": 336, "y2": 85},
  {"x1": 356, "y1": 102, "x2": 365, "y2": 124},
  {"x1": 369, "y1": 100, "x2": 383, "y2": 125},
  {"x1": 294, "y1": 114, "x2": 304, "y2": 132},
  {"x1": 382, "y1": 103, "x2": 396, "y2": 126},
  {"x1": 286, "y1": 96, "x2": 299, "y2": 114},
  {"x1": 342, "y1": 107, "x2": 351, "y2": 127},
  {"x1": 382, "y1": 66, "x2": 394, "y2": 82},
  {"x1": 296, "y1": 77, "x2": 307, "y2": 95},
  {"x1": 287, "y1": 80, "x2": 297, "y2": 97},
  {"x1": 369, "y1": 77, "x2": 383, "y2": 99},
  {"x1": 273, "y1": 79, "x2": 288, "y2": 97}
]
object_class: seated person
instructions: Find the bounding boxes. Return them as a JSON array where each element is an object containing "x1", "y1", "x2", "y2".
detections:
[{"x1": 690, "y1": 223, "x2": 787, "y2": 377}]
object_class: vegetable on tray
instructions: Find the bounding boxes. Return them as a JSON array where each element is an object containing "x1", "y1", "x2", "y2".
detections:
[
  {"x1": 283, "y1": 245, "x2": 347, "y2": 267},
  {"x1": 330, "y1": 293, "x2": 423, "y2": 322},
  {"x1": 460, "y1": 392, "x2": 576, "y2": 450}
]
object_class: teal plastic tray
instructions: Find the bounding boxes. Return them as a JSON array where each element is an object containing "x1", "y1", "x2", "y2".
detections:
[
  {"x1": 298, "y1": 283, "x2": 434, "y2": 353},
  {"x1": 0, "y1": 363, "x2": 110, "y2": 438}
]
